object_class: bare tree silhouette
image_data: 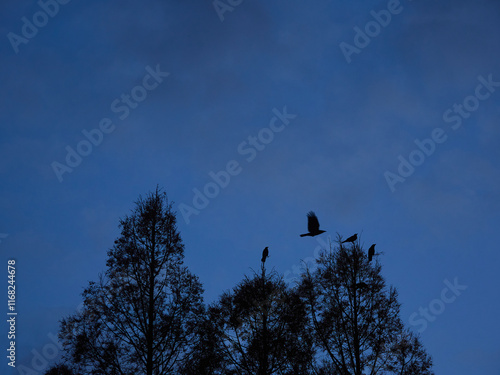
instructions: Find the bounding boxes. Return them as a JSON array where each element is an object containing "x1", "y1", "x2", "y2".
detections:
[
  {"x1": 58, "y1": 188, "x2": 204, "y2": 375},
  {"x1": 49, "y1": 192, "x2": 434, "y2": 375},
  {"x1": 210, "y1": 263, "x2": 314, "y2": 374},
  {"x1": 298, "y1": 235, "x2": 434, "y2": 375}
]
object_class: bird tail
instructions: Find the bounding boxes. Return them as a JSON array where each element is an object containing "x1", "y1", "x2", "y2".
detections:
[{"x1": 300, "y1": 233, "x2": 307, "y2": 237}]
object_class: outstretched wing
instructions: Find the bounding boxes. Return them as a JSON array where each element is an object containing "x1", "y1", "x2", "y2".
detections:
[{"x1": 307, "y1": 211, "x2": 320, "y2": 233}]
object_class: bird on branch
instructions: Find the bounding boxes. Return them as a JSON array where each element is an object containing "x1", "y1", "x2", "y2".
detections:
[
  {"x1": 368, "y1": 244, "x2": 376, "y2": 261},
  {"x1": 261, "y1": 247, "x2": 269, "y2": 263},
  {"x1": 300, "y1": 211, "x2": 326, "y2": 237},
  {"x1": 342, "y1": 233, "x2": 358, "y2": 244}
]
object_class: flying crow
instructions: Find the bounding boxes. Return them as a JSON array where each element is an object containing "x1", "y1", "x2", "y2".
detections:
[
  {"x1": 261, "y1": 247, "x2": 269, "y2": 263},
  {"x1": 300, "y1": 211, "x2": 326, "y2": 237},
  {"x1": 368, "y1": 244, "x2": 376, "y2": 261},
  {"x1": 342, "y1": 233, "x2": 358, "y2": 243}
]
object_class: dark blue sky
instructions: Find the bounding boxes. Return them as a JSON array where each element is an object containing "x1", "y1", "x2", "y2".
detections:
[{"x1": 1, "y1": 0, "x2": 500, "y2": 374}]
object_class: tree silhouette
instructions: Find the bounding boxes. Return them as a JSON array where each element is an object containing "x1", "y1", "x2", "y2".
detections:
[
  {"x1": 208, "y1": 263, "x2": 314, "y2": 374},
  {"x1": 298, "y1": 235, "x2": 434, "y2": 375},
  {"x1": 179, "y1": 304, "x2": 229, "y2": 374},
  {"x1": 50, "y1": 190, "x2": 434, "y2": 374},
  {"x1": 44, "y1": 363, "x2": 79, "y2": 375},
  {"x1": 59, "y1": 188, "x2": 204, "y2": 375}
]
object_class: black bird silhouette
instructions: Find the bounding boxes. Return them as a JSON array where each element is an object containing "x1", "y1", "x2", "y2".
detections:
[
  {"x1": 368, "y1": 244, "x2": 376, "y2": 261},
  {"x1": 261, "y1": 247, "x2": 269, "y2": 263},
  {"x1": 300, "y1": 211, "x2": 326, "y2": 237},
  {"x1": 342, "y1": 233, "x2": 358, "y2": 243}
]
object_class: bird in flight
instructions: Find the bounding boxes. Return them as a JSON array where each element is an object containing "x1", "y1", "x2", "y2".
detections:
[
  {"x1": 261, "y1": 247, "x2": 269, "y2": 263},
  {"x1": 300, "y1": 211, "x2": 326, "y2": 237},
  {"x1": 368, "y1": 244, "x2": 376, "y2": 261},
  {"x1": 342, "y1": 233, "x2": 358, "y2": 243}
]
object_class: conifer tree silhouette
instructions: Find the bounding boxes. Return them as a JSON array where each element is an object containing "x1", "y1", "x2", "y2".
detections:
[{"x1": 58, "y1": 188, "x2": 204, "y2": 375}]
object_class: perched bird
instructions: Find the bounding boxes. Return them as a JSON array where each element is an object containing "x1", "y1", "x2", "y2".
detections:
[
  {"x1": 300, "y1": 211, "x2": 326, "y2": 237},
  {"x1": 261, "y1": 247, "x2": 269, "y2": 263},
  {"x1": 368, "y1": 244, "x2": 376, "y2": 261},
  {"x1": 342, "y1": 233, "x2": 358, "y2": 243}
]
